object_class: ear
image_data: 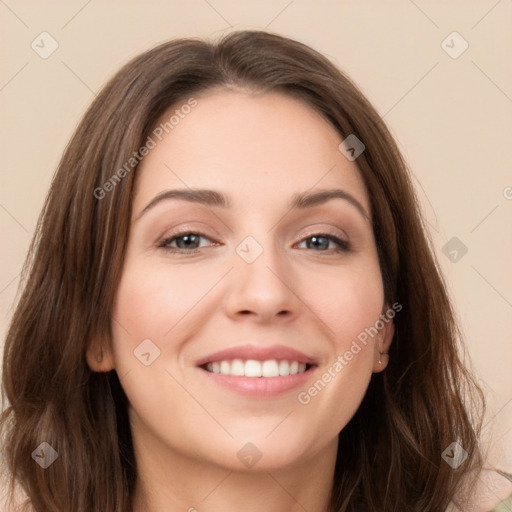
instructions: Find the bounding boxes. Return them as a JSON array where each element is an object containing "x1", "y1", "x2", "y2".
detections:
[
  {"x1": 372, "y1": 315, "x2": 395, "y2": 373},
  {"x1": 86, "y1": 337, "x2": 115, "y2": 372}
]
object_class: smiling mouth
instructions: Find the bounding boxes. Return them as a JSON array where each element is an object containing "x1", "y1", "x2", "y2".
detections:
[{"x1": 201, "y1": 359, "x2": 314, "y2": 378}]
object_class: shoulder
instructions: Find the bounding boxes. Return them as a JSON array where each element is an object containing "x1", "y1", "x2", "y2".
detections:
[
  {"x1": 0, "y1": 474, "x2": 32, "y2": 512},
  {"x1": 446, "y1": 468, "x2": 512, "y2": 512}
]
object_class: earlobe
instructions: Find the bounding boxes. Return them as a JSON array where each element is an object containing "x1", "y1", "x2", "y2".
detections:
[
  {"x1": 86, "y1": 340, "x2": 115, "y2": 372},
  {"x1": 372, "y1": 319, "x2": 395, "y2": 373}
]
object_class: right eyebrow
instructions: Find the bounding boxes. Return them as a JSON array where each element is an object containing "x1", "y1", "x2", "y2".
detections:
[{"x1": 135, "y1": 189, "x2": 231, "y2": 221}]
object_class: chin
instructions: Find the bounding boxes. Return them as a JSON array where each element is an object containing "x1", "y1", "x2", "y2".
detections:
[{"x1": 198, "y1": 428, "x2": 331, "y2": 473}]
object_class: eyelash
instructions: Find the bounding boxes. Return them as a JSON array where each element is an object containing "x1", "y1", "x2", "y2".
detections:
[{"x1": 157, "y1": 229, "x2": 350, "y2": 254}]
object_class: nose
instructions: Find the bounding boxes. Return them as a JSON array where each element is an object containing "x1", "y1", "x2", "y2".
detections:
[{"x1": 224, "y1": 236, "x2": 302, "y2": 324}]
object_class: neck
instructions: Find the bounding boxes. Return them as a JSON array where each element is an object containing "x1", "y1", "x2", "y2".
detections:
[{"x1": 131, "y1": 433, "x2": 338, "y2": 512}]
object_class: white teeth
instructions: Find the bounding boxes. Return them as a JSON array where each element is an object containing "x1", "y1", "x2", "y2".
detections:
[
  {"x1": 278, "y1": 360, "x2": 290, "y2": 376},
  {"x1": 231, "y1": 359, "x2": 245, "y2": 376},
  {"x1": 220, "y1": 360, "x2": 230, "y2": 374},
  {"x1": 244, "y1": 360, "x2": 262, "y2": 377},
  {"x1": 262, "y1": 360, "x2": 279, "y2": 377},
  {"x1": 204, "y1": 358, "x2": 309, "y2": 377}
]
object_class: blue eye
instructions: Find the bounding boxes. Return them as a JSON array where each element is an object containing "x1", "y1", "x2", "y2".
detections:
[
  {"x1": 296, "y1": 233, "x2": 350, "y2": 252},
  {"x1": 159, "y1": 232, "x2": 213, "y2": 252}
]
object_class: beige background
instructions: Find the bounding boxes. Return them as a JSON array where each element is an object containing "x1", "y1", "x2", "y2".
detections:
[{"x1": 1, "y1": 0, "x2": 511, "y2": 485}]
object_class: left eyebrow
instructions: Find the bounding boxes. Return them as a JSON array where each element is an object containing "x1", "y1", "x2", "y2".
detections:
[
  {"x1": 290, "y1": 188, "x2": 370, "y2": 220},
  {"x1": 134, "y1": 187, "x2": 370, "y2": 222}
]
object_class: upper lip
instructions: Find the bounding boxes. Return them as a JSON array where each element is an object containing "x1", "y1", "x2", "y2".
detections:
[{"x1": 196, "y1": 344, "x2": 317, "y2": 367}]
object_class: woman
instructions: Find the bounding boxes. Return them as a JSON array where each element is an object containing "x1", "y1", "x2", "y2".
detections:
[{"x1": 0, "y1": 30, "x2": 491, "y2": 511}]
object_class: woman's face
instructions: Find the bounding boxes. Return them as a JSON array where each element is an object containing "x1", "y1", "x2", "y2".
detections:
[{"x1": 95, "y1": 89, "x2": 393, "y2": 471}]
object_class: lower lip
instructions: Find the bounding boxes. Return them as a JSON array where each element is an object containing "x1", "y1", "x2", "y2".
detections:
[{"x1": 198, "y1": 367, "x2": 316, "y2": 398}]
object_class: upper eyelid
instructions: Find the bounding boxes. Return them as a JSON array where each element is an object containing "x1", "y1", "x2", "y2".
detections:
[
  {"x1": 160, "y1": 225, "x2": 349, "y2": 239},
  {"x1": 159, "y1": 230, "x2": 211, "y2": 246}
]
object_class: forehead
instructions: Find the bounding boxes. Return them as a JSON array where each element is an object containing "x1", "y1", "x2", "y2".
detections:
[{"x1": 133, "y1": 89, "x2": 370, "y2": 215}]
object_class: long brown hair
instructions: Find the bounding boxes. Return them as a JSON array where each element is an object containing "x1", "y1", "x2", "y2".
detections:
[{"x1": 1, "y1": 30, "x2": 484, "y2": 511}]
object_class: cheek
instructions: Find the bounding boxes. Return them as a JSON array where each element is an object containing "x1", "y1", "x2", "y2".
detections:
[
  {"x1": 111, "y1": 259, "x2": 218, "y2": 343},
  {"x1": 311, "y1": 258, "x2": 385, "y2": 343}
]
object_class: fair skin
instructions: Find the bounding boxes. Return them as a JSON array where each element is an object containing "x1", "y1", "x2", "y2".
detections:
[{"x1": 87, "y1": 89, "x2": 394, "y2": 512}]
